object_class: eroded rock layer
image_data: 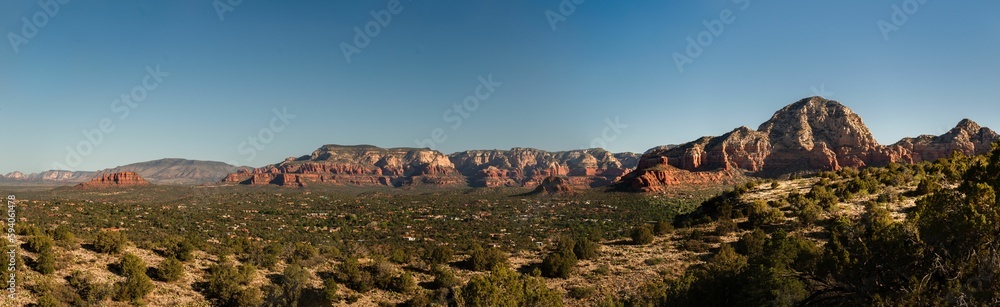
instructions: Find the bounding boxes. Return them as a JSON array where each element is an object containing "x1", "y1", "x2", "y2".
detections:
[
  {"x1": 448, "y1": 148, "x2": 639, "y2": 188},
  {"x1": 76, "y1": 172, "x2": 150, "y2": 188},
  {"x1": 223, "y1": 145, "x2": 465, "y2": 187},
  {"x1": 621, "y1": 97, "x2": 999, "y2": 191}
]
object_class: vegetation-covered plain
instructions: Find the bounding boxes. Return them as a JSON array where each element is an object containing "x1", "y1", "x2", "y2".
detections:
[{"x1": 7, "y1": 144, "x2": 1000, "y2": 306}]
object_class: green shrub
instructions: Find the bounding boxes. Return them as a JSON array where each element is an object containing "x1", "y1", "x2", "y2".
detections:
[
  {"x1": 26, "y1": 235, "x2": 53, "y2": 253},
  {"x1": 35, "y1": 247, "x2": 55, "y2": 275},
  {"x1": 93, "y1": 231, "x2": 128, "y2": 254},
  {"x1": 573, "y1": 237, "x2": 598, "y2": 260},
  {"x1": 567, "y1": 286, "x2": 596, "y2": 299},
  {"x1": 113, "y1": 253, "x2": 153, "y2": 302},
  {"x1": 51, "y1": 225, "x2": 77, "y2": 249},
  {"x1": 36, "y1": 293, "x2": 60, "y2": 307},
  {"x1": 747, "y1": 200, "x2": 784, "y2": 228},
  {"x1": 162, "y1": 237, "x2": 196, "y2": 262},
  {"x1": 371, "y1": 260, "x2": 396, "y2": 290},
  {"x1": 916, "y1": 177, "x2": 941, "y2": 195},
  {"x1": 631, "y1": 225, "x2": 655, "y2": 245},
  {"x1": 426, "y1": 245, "x2": 454, "y2": 265},
  {"x1": 715, "y1": 218, "x2": 739, "y2": 235},
  {"x1": 279, "y1": 264, "x2": 310, "y2": 306},
  {"x1": 798, "y1": 203, "x2": 822, "y2": 226},
  {"x1": 289, "y1": 242, "x2": 319, "y2": 263},
  {"x1": 391, "y1": 271, "x2": 417, "y2": 293},
  {"x1": 389, "y1": 248, "x2": 408, "y2": 264},
  {"x1": 323, "y1": 278, "x2": 339, "y2": 303},
  {"x1": 541, "y1": 247, "x2": 577, "y2": 278},
  {"x1": 462, "y1": 265, "x2": 562, "y2": 307},
  {"x1": 338, "y1": 257, "x2": 374, "y2": 293},
  {"x1": 156, "y1": 258, "x2": 184, "y2": 282},
  {"x1": 653, "y1": 220, "x2": 674, "y2": 236},
  {"x1": 469, "y1": 245, "x2": 509, "y2": 271},
  {"x1": 244, "y1": 243, "x2": 281, "y2": 269},
  {"x1": 68, "y1": 270, "x2": 113, "y2": 304},
  {"x1": 204, "y1": 261, "x2": 258, "y2": 306},
  {"x1": 431, "y1": 265, "x2": 460, "y2": 289}
]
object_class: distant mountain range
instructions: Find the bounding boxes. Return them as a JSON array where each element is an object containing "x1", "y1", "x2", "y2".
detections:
[
  {"x1": 2, "y1": 159, "x2": 244, "y2": 185},
  {"x1": 222, "y1": 145, "x2": 640, "y2": 188},
  {"x1": 4, "y1": 96, "x2": 997, "y2": 190}
]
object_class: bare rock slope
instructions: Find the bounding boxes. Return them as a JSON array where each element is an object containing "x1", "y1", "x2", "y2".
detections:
[{"x1": 621, "y1": 97, "x2": 998, "y2": 191}]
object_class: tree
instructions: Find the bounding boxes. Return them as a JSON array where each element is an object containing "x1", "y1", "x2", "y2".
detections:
[
  {"x1": 156, "y1": 257, "x2": 185, "y2": 282},
  {"x1": 541, "y1": 247, "x2": 577, "y2": 278},
  {"x1": 93, "y1": 231, "x2": 128, "y2": 254},
  {"x1": 469, "y1": 245, "x2": 509, "y2": 271},
  {"x1": 162, "y1": 237, "x2": 196, "y2": 262},
  {"x1": 426, "y1": 245, "x2": 454, "y2": 265},
  {"x1": 323, "y1": 278, "x2": 339, "y2": 303},
  {"x1": 37, "y1": 293, "x2": 60, "y2": 307},
  {"x1": 572, "y1": 237, "x2": 598, "y2": 260},
  {"x1": 203, "y1": 261, "x2": 259, "y2": 306},
  {"x1": 27, "y1": 235, "x2": 54, "y2": 253},
  {"x1": 462, "y1": 265, "x2": 562, "y2": 307},
  {"x1": 280, "y1": 264, "x2": 311, "y2": 306},
  {"x1": 68, "y1": 270, "x2": 113, "y2": 304},
  {"x1": 337, "y1": 257, "x2": 373, "y2": 293},
  {"x1": 391, "y1": 271, "x2": 417, "y2": 293},
  {"x1": 35, "y1": 246, "x2": 55, "y2": 275},
  {"x1": 289, "y1": 242, "x2": 318, "y2": 263},
  {"x1": 631, "y1": 225, "x2": 655, "y2": 245},
  {"x1": 114, "y1": 253, "x2": 153, "y2": 302},
  {"x1": 654, "y1": 220, "x2": 674, "y2": 236},
  {"x1": 52, "y1": 225, "x2": 77, "y2": 249},
  {"x1": 431, "y1": 265, "x2": 459, "y2": 289}
]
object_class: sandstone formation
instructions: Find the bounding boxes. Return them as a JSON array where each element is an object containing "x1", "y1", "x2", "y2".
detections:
[
  {"x1": 223, "y1": 145, "x2": 465, "y2": 187},
  {"x1": 76, "y1": 172, "x2": 150, "y2": 188},
  {"x1": 621, "y1": 96, "x2": 1000, "y2": 191},
  {"x1": 448, "y1": 148, "x2": 639, "y2": 188},
  {"x1": 532, "y1": 176, "x2": 575, "y2": 194},
  {"x1": 892, "y1": 119, "x2": 1000, "y2": 163}
]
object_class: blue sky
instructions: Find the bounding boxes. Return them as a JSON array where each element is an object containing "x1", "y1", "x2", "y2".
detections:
[{"x1": 1, "y1": 0, "x2": 998, "y2": 173}]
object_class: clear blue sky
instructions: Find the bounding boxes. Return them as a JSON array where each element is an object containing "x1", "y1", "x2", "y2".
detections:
[{"x1": 2, "y1": 0, "x2": 999, "y2": 173}]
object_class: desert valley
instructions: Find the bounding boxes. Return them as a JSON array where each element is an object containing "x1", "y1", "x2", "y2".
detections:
[{"x1": 3, "y1": 97, "x2": 1000, "y2": 306}]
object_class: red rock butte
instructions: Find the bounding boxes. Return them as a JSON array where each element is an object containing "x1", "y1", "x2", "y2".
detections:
[
  {"x1": 76, "y1": 172, "x2": 151, "y2": 188},
  {"x1": 619, "y1": 96, "x2": 999, "y2": 192}
]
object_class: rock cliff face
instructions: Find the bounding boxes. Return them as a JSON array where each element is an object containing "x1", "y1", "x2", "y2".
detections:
[
  {"x1": 223, "y1": 145, "x2": 465, "y2": 187},
  {"x1": 533, "y1": 176, "x2": 575, "y2": 194},
  {"x1": 621, "y1": 97, "x2": 999, "y2": 190},
  {"x1": 76, "y1": 172, "x2": 150, "y2": 188},
  {"x1": 448, "y1": 148, "x2": 639, "y2": 188},
  {"x1": 892, "y1": 119, "x2": 1000, "y2": 163}
]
